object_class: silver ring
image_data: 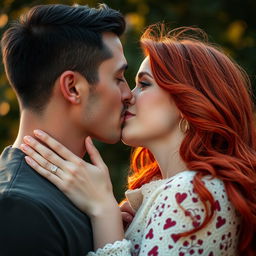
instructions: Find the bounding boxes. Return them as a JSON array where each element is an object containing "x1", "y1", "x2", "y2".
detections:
[{"x1": 50, "y1": 165, "x2": 58, "y2": 174}]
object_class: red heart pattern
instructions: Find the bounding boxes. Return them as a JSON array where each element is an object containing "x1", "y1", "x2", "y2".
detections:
[
  {"x1": 148, "y1": 246, "x2": 159, "y2": 256},
  {"x1": 146, "y1": 228, "x2": 154, "y2": 239},
  {"x1": 163, "y1": 218, "x2": 176, "y2": 230},
  {"x1": 124, "y1": 175, "x2": 237, "y2": 256},
  {"x1": 175, "y1": 192, "x2": 187, "y2": 204},
  {"x1": 214, "y1": 200, "x2": 221, "y2": 211},
  {"x1": 171, "y1": 234, "x2": 180, "y2": 243},
  {"x1": 216, "y1": 216, "x2": 226, "y2": 229}
]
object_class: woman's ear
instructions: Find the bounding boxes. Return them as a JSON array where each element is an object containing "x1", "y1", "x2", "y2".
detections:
[{"x1": 59, "y1": 71, "x2": 82, "y2": 104}]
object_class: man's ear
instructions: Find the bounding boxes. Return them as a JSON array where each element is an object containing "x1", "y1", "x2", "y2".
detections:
[{"x1": 59, "y1": 71, "x2": 83, "y2": 104}]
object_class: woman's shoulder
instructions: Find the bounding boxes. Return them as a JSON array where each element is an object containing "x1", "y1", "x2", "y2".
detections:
[
  {"x1": 145, "y1": 170, "x2": 231, "y2": 214},
  {"x1": 126, "y1": 170, "x2": 230, "y2": 214},
  {"x1": 137, "y1": 170, "x2": 226, "y2": 203},
  {"x1": 159, "y1": 170, "x2": 225, "y2": 194}
]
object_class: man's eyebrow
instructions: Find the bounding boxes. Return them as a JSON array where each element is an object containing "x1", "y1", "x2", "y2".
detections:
[{"x1": 115, "y1": 63, "x2": 128, "y2": 74}]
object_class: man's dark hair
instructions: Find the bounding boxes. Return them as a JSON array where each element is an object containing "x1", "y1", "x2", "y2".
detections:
[{"x1": 1, "y1": 4, "x2": 125, "y2": 111}]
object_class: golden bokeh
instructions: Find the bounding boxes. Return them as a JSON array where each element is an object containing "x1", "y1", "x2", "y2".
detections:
[
  {"x1": 0, "y1": 14, "x2": 8, "y2": 28},
  {"x1": 126, "y1": 13, "x2": 145, "y2": 32},
  {"x1": 0, "y1": 102, "x2": 10, "y2": 116},
  {"x1": 227, "y1": 20, "x2": 247, "y2": 46}
]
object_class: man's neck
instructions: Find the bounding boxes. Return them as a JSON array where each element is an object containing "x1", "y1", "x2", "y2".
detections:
[{"x1": 12, "y1": 109, "x2": 87, "y2": 158}]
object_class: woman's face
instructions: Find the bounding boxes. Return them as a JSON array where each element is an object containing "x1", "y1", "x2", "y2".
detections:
[{"x1": 121, "y1": 57, "x2": 181, "y2": 148}]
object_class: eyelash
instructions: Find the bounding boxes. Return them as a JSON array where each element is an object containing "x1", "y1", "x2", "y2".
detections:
[
  {"x1": 116, "y1": 78, "x2": 125, "y2": 84},
  {"x1": 139, "y1": 81, "x2": 151, "y2": 88}
]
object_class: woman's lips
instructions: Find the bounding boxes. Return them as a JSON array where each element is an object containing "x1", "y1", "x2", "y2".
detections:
[{"x1": 124, "y1": 111, "x2": 135, "y2": 121}]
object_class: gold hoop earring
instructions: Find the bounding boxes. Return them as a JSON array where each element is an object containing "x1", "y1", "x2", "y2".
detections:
[{"x1": 179, "y1": 118, "x2": 190, "y2": 133}]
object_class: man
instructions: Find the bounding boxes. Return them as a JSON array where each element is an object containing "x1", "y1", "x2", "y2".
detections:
[{"x1": 0, "y1": 4, "x2": 132, "y2": 256}]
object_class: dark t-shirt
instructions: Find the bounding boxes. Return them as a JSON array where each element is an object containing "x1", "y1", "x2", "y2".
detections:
[{"x1": 0, "y1": 146, "x2": 93, "y2": 256}]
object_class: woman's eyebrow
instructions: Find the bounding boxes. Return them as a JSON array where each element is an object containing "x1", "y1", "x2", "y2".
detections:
[{"x1": 135, "y1": 71, "x2": 153, "y2": 81}]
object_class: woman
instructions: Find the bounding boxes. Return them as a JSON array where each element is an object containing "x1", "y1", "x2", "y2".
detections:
[{"x1": 20, "y1": 25, "x2": 256, "y2": 255}]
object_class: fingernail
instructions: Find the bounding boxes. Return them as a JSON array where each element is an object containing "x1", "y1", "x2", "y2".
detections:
[
  {"x1": 25, "y1": 156, "x2": 32, "y2": 163},
  {"x1": 34, "y1": 129, "x2": 45, "y2": 137},
  {"x1": 25, "y1": 156, "x2": 34, "y2": 166},
  {"x1": 87, "y1": 136, "x2": 93, "y2": 145},
  {"x1": 24, "y1": 136, "x2": 33, "y2": 143},
  {"x1": 20, "y1": 143, "x2": 29, "y2": 151}
]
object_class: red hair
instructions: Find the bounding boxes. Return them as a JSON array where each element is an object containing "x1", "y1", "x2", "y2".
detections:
[{"x1": 127, "y1": 25, "x2": 256, "y2": 255}]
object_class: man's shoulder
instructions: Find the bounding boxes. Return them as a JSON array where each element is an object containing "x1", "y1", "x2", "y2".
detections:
[
  {"x1": 0, "y1": 192, "x2": 62, "y2": 238},
  {"x1": 0, "y1": 191, "x2": 67, "y2": 255},
  {"x1": 0, "y1": 192, "x2": 52, "y2": 216},
  {"x1": 0, "y1": 159, "x2": 93, "y2": 255},
  {"x1": 0, "y1": 146, "x2": 32, "y2": 196},
  {"x1": 0, "y1": 146, "x2": 60, "y2": 202},
  {"x1": 0, "y1": 147, "x2": 92, "y2": 229},
  {"x1": 0, "y1": 159, "x2": 79, "y2": 218},
  {"x1": 0, "y1": 187, "x2": 62, "y2": 226},
  {"x1": 0, "y1": 149, "x2": 93, "y2": 254}
]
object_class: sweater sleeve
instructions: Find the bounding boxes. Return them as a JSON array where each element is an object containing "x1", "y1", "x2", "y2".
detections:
[
  {"x1": 0, "y1": 194, "x2": 65, "y2": 256},
  {"x1": 86, "y1": 239, "x2": 132, "y2": 256}
]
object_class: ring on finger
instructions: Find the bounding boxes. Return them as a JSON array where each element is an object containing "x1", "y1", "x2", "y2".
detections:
[{"x1": 50, "y1": 164, "x2": 59, "y2": 174}]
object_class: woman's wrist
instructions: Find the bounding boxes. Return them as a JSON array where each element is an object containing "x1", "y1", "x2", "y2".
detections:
[
  {"x1": 89, "y1": 196, "x2": 120, "y2": 219},
  {"x1": 89, "y1": 197, "x2": 125, "y2": 250}
]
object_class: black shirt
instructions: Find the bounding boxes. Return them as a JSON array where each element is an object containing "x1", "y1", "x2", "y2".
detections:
[{"x1": 0, "y1": 146, "x2": 93, "y2": 256}]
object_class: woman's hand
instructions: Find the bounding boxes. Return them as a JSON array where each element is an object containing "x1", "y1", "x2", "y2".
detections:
[
  {"x1": 20, "y1": 130, "x2": 117, "y2": 217},
  {"x1": 119, "y1": 200, "x2": 135, "y2": 229}
]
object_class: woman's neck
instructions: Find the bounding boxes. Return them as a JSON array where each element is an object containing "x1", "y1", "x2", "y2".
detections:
[{"x1": 147, "y1": 130, "x2": 188, "y2": 179}]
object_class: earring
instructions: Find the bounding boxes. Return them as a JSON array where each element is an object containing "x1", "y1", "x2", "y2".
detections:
[{"x1": 179, "y1": 118, "x2": 190, "y2": 133}]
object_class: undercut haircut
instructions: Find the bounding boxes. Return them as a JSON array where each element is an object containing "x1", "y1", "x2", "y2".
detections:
[{"x1": 1, "y1": 4, "x2": 125, "y2": 111}]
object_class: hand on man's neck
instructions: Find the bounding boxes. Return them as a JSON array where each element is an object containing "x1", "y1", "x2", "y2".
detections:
[{"x1": 12, "y1": 108, "x2": 87, "y2": 158}]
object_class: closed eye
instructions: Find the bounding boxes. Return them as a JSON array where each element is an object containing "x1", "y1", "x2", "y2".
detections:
[
  {"x1": 139, "y1": 81, "x2": 151, "y2": 88},
  {"x1": 116, "y1": 77, "x2": 126, "y2": 85}
]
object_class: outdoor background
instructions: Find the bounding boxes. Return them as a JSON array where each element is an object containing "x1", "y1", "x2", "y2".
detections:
[{"x1": 0, "y1": 0, "x2": 255, "y2": 201}]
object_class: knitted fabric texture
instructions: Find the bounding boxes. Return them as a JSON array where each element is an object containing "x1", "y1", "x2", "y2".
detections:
[{"x1": 87, "y1": 171, "x2": 240, "y2": 256}]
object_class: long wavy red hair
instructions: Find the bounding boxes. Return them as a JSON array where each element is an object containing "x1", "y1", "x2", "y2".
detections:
[{"x1": 127, "y1": 25, "x2": 256, "y2": 255}]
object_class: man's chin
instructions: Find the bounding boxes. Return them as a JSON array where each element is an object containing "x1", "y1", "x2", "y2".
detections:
[
  {"x1": 107, "y1": 138, "x2": 120, "y2": 144},
  {"x1": 99, "y1": 133, "x2": 121, "y2": 144}
]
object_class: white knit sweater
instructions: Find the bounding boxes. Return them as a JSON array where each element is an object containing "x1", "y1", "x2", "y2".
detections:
[{"x1": 87, "y1": 171, "x2": 240, "y2": 256}]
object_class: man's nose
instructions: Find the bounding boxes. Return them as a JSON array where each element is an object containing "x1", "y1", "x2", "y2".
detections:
[{"x1": 121, "y1": 82, "x2": 133, "y2": 102}]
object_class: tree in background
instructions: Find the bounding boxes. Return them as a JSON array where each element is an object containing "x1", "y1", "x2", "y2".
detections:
[{"x1": 0, "y1": 0, "x2": 255, "y2": 200}]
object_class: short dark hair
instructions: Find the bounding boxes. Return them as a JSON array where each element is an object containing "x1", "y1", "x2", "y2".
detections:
[{"x1": 1, "y1": 4, "x2": 125, "y2": 111}]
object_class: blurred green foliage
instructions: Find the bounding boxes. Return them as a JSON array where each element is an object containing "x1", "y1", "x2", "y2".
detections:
[{"x1": 0, "y1": 0, "x2": 255, "y2": 201}]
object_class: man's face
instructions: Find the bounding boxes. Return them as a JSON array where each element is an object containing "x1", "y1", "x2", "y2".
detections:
[{"x1": 81, "y1": 32, "x2": 132, "y2": 143}]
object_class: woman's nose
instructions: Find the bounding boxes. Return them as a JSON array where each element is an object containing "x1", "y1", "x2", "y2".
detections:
[{"x1": 124, "y1": 93, "x2": 135, "y2": 107}]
